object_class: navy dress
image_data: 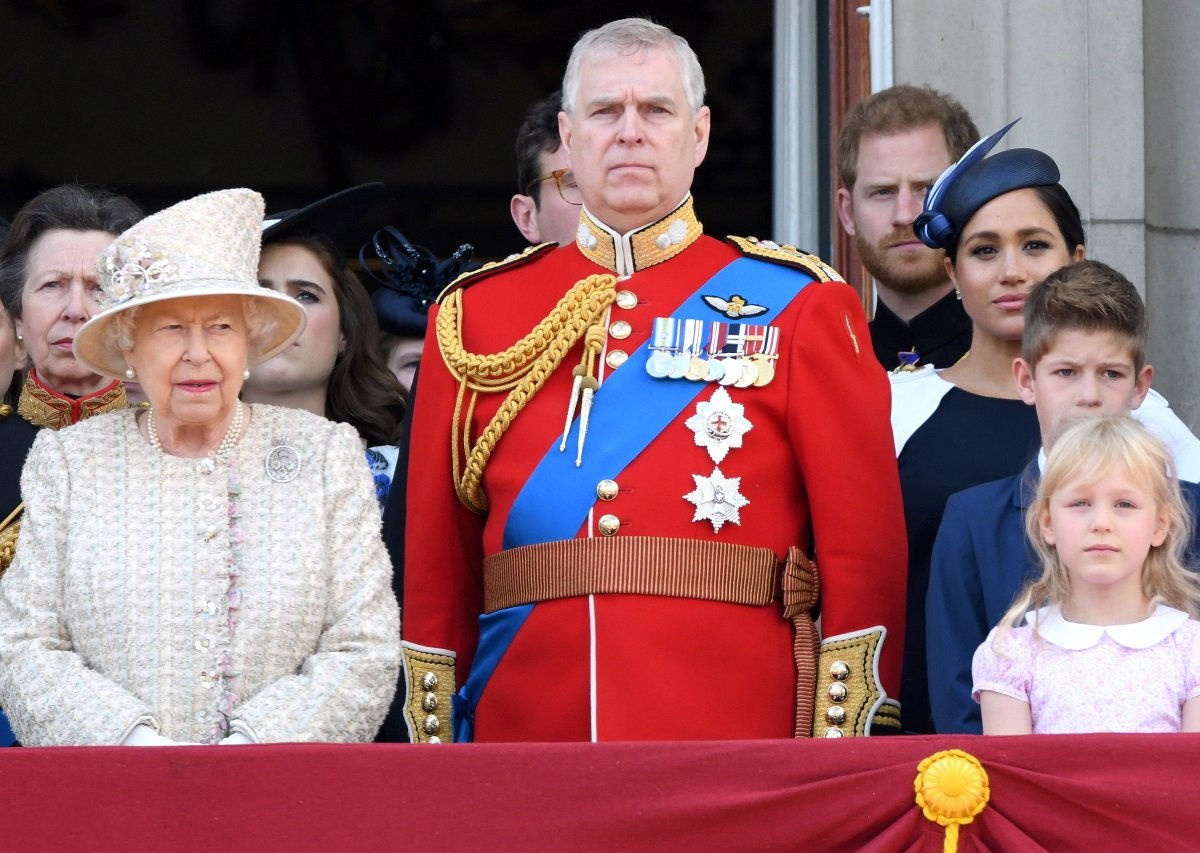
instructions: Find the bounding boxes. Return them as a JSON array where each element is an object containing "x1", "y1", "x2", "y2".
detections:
[{"x1": 891, "y1": 369, "x2": 1040, "y2": 733}]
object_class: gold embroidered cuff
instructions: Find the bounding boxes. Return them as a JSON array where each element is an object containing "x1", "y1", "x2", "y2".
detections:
[
  {"x1": 401, "y1": 643, "x2": 456, "y2": 743},
  {"x1": 0, "y1": 506, "x2": 21, "y2": 577},
  {"x1": 811, "y1": 626, "x2": 893, "y2": 737}
]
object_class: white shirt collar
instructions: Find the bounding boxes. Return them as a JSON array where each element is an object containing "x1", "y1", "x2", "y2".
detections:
[{"x1": 1026, "y1": 603, "x2": 1190, "y2": 650}]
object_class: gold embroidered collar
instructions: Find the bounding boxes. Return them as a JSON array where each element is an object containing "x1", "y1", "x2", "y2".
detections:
[
  {"x1": 16, "y1": 370, "x2": 128, "y2": 430},
  {"x1": 575, "y1": 195, "x2": 703, "y2": 276}
]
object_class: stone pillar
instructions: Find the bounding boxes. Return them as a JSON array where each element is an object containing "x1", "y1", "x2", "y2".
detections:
[{"x1": 1145, "y1": 0, "x2": 1200, "y2": 428}]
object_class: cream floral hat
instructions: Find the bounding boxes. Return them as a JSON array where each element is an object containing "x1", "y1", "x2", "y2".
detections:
[{"x1": 74, "y1": 188, "x2": 307, "y2": 379}]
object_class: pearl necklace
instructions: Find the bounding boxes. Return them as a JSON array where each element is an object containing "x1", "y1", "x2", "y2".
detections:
[{"x1": 147, "y1": 401, "x2": 244, "y2": 468}]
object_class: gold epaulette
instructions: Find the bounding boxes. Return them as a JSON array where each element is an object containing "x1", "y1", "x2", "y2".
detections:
[
  {"x1": 437, "y1": 242, "x2": 558, "y2": 302},
  {"x1": 724, "y1": 235, "x2": 845, "y2": 283}
]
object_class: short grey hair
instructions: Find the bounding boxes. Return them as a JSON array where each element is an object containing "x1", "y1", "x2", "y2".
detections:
[
  {"x1": 108, "y1": 296, "x2": 282, "y2": 368},
  {"x1": 561, "y1": 18, "x2": 706, "y2": 118}
]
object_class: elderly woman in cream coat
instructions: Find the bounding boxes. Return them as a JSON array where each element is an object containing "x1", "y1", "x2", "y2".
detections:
[{"x1": 0, "y1": 189, "x2": 400, "y2": 746}]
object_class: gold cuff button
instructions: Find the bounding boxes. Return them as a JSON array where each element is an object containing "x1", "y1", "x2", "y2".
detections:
[
  {"x1": 615, "y1": 290, "x2": 638, "y2": 309},
  {"x1": 826, "y1": 706, "x2": 846, "y2": 726},
  {"x1": 828, "y1": 682, "x2": 848, "y2": 703},
  {"x1": 423, "y1": 714, "x2": 440, "y2": 735},
  {"x1": 830, "y1": 660, "x2": 850, "y2": 681},
  {"x1": 606, "y1": 350, "x2": 628, "y2": 369},
  {"x1": 420, "y1": 672, "x2": 438, "y2": 691},
  {"x1": 609, "y1": 320, "x2": 632, "y2": 339},
  {"x1": 422, "y1": 693, "x2": 438, "y2": 712},
  {"x1": 596, "y1": 479, "x2": 619, "y2": 501},
  {"x1": 597, "y1": 514, "x2": 621, "y2": 536}
]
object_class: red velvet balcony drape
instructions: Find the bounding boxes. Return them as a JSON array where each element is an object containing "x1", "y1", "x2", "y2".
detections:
[{"x1": 2, "y1": 734, "x2": 1195, "y2": 851}]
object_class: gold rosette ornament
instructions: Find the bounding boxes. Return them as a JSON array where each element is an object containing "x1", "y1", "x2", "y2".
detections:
[{"x1": 914, "y1": 749, "x2": 990, "y2": 853}]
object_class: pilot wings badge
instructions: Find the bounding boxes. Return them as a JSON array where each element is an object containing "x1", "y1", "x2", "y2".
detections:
[{"x1": 702, "y1": 294, "x2": 768, "y2": 319}]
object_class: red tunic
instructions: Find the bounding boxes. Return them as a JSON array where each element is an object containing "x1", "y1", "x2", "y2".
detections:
[{"x1": 403, "y1": 210, "x2": 906, "y2": 741}]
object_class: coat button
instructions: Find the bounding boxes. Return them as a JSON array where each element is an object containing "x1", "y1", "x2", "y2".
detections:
[
  {"x1": 421, "y1": 672, "x2": 438, "y2": 691},
  {"x1": 596, "y1": 479, "x2": 619, "y2": 501},
  {"x1": 615, "y1": 290, "x2": 637, "y2": 309},
  {"x1": 828, "y1": 682, "x2": 848, "y2": 703},
  {"x1": 830, "y1": 660, "x2": 850, "y2": 681},
  {"x1": 423, "y1": 714, "x2": 440, "y2": 735},
  {"x1": 606, "y1": 350, "x2": 628, "y2": 369},
  {"x1": 422, "y1": 692, "x2": 438, "y2": 712},
  {"x1": 597, "y1": 514, "x2": 621, "y2": 536},
  {"x1": 826, "y1": 706, "x2": 846, "y2": 726},
  {"x1": 823, "y1": 727, "x2": 844, "y2": 738},
  {"x1": 609, "y1": 320, "x2": 632, "y2": 340}
]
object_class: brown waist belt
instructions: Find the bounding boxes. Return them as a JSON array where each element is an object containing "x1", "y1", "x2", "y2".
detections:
[
  {"x1": 482, "y1": 535, "x2": 821, "y2": 736},
  {"x1": 483, "y1": 535, "x2": 816, "y2": 613}
]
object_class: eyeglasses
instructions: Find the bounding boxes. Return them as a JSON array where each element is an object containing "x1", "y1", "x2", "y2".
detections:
[{"x1": 527, "y1": 168, "x2": 582, "y2": 206}]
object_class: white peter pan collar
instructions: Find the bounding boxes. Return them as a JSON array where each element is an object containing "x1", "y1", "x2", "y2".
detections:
[{"x1": 1026, "y1": 604, "x2": 1190, "y2": 650}]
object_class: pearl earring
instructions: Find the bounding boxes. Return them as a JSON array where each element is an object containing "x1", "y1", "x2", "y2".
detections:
[
  {"x1": 954, "y1": 290, "x2": 962, "y2": 301},
  {"x1": 125, "y1": 367, "x2": 136, "y2": 380},
  {"x1": 243, "y1": 368, "x2": 251, "y2": 380}
]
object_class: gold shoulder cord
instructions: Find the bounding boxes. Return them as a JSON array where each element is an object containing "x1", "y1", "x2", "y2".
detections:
[{"x1": 436, "y1": 273, "x2": 617, "y2": 513}]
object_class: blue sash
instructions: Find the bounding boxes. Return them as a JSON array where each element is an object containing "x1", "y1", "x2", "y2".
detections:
[{"x1": 456, "y1": 256, "x2": 814, "y2": 740}]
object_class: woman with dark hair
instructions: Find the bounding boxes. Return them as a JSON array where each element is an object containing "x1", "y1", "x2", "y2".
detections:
[
  {"x1": 243, "y1": 186, "x2": 406, "y2": 503},
  {"x1": 0, "y1": 184, "x2": 143, "y2": 427},
  {"x1": 0, "y1": 185, "x2": 143, "y2": 597},
  {"x1": 890, "y1": 123, "x2": 1200, "y2": 733}
]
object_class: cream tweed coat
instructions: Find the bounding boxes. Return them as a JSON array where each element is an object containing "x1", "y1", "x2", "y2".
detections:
[{"x1": 0, "y1": 404, "x2": 400, "y2": 745}]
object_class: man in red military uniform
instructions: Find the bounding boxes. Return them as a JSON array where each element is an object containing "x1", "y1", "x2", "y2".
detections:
[{"x1": 401, "y1": 17, "x2": 906, "y2": 742}]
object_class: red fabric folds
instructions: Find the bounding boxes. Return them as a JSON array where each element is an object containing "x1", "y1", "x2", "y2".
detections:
[{"x1": 0, "y1": 734, "x2": 1195, "y2": 851}]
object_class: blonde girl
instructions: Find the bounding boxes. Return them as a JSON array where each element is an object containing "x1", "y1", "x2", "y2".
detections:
[{"x1": 973, "y1": 414, "x2": 1200, "y2": 734}]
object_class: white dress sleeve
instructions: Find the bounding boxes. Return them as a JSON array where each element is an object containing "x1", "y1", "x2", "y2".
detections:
[
  {"x1": 229, "y1": 422, "x2": 401, "y2": 742},
  {"x1": 0, "y1": 429, "x2": 156, "y2": 745},
  {"x1": 971, "y1": 626, "x2": 1034, "y2": 705},
  {"x1": 1134, "y1": 389, "x2": 1200, "y2": 484},
  {"x1": 1183, "y1": 620, "x2": 1200, "y2": 702}
]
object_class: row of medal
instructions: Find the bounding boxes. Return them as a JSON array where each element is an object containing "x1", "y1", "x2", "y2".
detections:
[{"x1": 646, "y1": 318, "x2": 780, "y2": 388}]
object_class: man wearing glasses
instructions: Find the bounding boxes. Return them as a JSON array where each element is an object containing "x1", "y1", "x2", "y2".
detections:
[
  {"x1": 401, "y1": 17, "x2": 906, "y2": 743},
  {"x1": 510, "y1": 90, "x2": 584, "y2": 247}
]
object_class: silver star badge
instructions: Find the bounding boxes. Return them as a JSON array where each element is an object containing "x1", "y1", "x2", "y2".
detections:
[
  {"x1": 684, "y1": 386, "x2": 753, "y2": 463},
  {"x1": 684, "y1": 466, "x2": 749, "y2": 532}
]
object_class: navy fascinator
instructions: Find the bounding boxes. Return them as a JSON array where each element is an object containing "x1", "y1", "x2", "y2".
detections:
[
  {"x1": 914, "y1": 120, "x2": 1063, "y2": 252},
  {"x1": 360, "y1": 228, "x2": 475, "y2": 337}
]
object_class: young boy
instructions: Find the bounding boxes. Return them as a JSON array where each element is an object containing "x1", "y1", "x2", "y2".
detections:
[{"x1": 925, "y1": 260, "x2": 1200, "y2": 734}]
